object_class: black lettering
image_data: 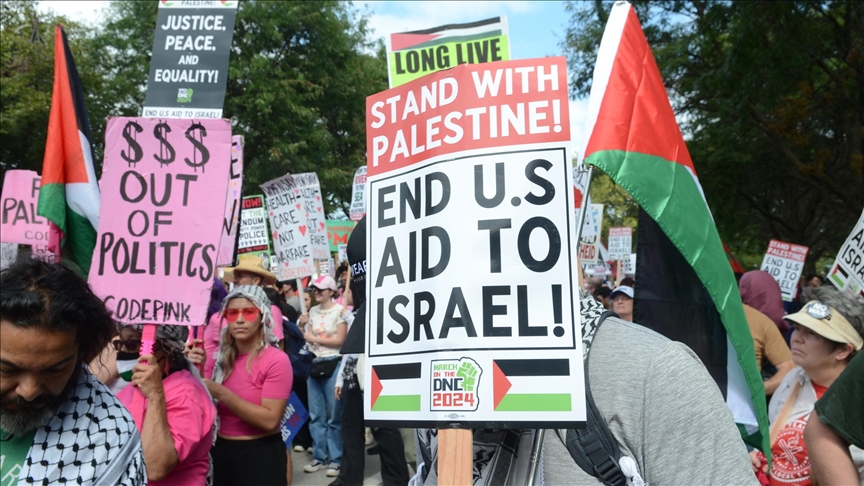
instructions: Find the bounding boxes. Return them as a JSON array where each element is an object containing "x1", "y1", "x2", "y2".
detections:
[
  {"x1": 425, "y1": 172, "x2": 450, "y2": 216},
  {"x1": 176, "y1": 174, "x2": 198, "y2": 206},
  {"x1": 98, "y1": 232, "x2": 115, "y2": 275},
  {"x1": 387, "y1": 294, "x2": 410, "y2": 344},
  {"x1": 127, "y1": 210, "x2": 149, "y2": 237},
  {"x1": 524, "y1": 159, "x2": 555, "y2": 205},
  {"x1": 378, "y1": 184, "x2": 396, "y2": 228},
  {"x1": 154, "y1": 211, "x2": 172, "y2": 237},
  {"x1": 414, "y1": 291, "x2": 435, "y2": 341},
  {"x1": 439, "y1": 287, "x2": 476, "y2": 339},
  {"x1": 394, "y1": 51, "x2": 405, "y2": 74},
  {"x1": 120, "y1": 171, "x2": 147, "y2": 203},
  {"x1": 421, "y1": 226, "x2": 450, "y2": 279},
  {"x1": 478, "y1": 219, "x2": 511, "y2": 273},
  {"x1": 185, "y1": 243, "x2": 201, "y2": 278},
  {"x1": 141, "y1": 299, "x2": 152, "y2": 321},
  {"x1": 436, "y1": 45, "x2": 450, "y2": 68},
  {"x1": 129, "y1": 242, "x2": 146, "y2": 274},
  {"x1": 483, "y1": 286, "x2": 511, "y2": 337},
  {"x1": 517, "y1": 217, "x2": 560, "y2": 272},
  {"x1": 113, "y1": 239, "x2": 130, "y2": 274},
  {"x1": 375, "y1": 236, "x2": 404, "y2": 287},
  {"x1": 377, "y1": 298, "x2": 384, "y2": 345},
  {"x1": 421, "y1": 48, "x2": 435, "y2": 72},
  {"x1": 161, "y1": 241, "x2": 178, "y2": 276},
  {"x1": 406, "y1": 50, "x2": 420, "y2": 73},
  {"x1": 474, "y1": 163, "x2": 505, "y2": 208},
  {"x1": 399, "y1": 178, "x2": 421, "y2": 223},
  {"x1": 200, "y1": 244, "x2": 215, "y2": 281},
  {"x1": 490, "y1": 37, "x2": 502, "y2": 61},
  {"x1": 150, "y1": 173, "x2": 172, "y2": 206},
  {"x1": 518, "y1": 285, "x2": 546, "y2": 336}
]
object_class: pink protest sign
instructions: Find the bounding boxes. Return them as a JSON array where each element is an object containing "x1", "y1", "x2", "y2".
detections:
[
  {"x1": 216, "y1": 135, "x2": 244, "y2": 266},
  {"x1": 89, "y1": 117, "x2": 232, "y2": 325},
  {"x1": 260, "y1": 174, "x2": 316, "y2": 280},
  {"x1": 1, "y1": 170, "x2": 49, "y2": 246},
  {"x1": 293, "y1": 172, "x2": 329, "y2": 260}
]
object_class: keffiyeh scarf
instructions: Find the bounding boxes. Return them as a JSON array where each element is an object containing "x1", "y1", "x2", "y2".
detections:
[
  {"x1": 15, "y1": 366, "x2": 146, "y2": 486},
  {"x1": 211, "y1": 285, "x2": 279, "y2": 386}
]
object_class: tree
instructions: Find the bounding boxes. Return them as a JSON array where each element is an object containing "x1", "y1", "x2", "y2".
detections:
[
  {"x1": 563, "y1": 1, "x2": 864, "y2": 273},
  {"x1": 588, "y1": 169, "x2": 639, "y2": 249}
]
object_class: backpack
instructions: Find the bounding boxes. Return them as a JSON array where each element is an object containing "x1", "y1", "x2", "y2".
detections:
[
  {"x1": 282, "y1": 317, "x2": 314, "y2": 378},
  {"x1": 558, "y1": 310, "x2": 631, "y2": 486}
]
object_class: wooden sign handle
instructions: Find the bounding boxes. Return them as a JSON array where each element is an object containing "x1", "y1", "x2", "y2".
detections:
[{"x1": 438, "y1": 429, "x2": 472, "y2": 486}]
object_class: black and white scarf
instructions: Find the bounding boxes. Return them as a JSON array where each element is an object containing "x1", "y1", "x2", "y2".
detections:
[{"x1": 15, "y1": 367, "x2": 146, "y2": 485}]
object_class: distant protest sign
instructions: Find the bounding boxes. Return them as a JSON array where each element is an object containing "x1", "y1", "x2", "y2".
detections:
[
  {"x1": 387, "y1": 17, "x2": 510, "y2": 87},
  {"x1": 337, "y1": 243, "x2": 348, "y2": 264},
  {"x1": 260, "y1": 174, "x2": 316, "y2": 280},
  {"x1": 237, "y1": 195, "x2": 270, "y2": 256},
  {"x1": 327, "y1": 220, "x2": 355, "y2": 251},
  {"x1": 1, "y1": 170, "x2": 48, "y2": 246},
  {"x1": 572, "y1": 165, "x2": 595, "y2": 238},
  {"x1": 578, "y1": 204, "x2": 604, "y2": 265},
  {"x1": 622, "y1": 253, "x2": 636, "y2": 275},
  {"x1": 142, "y1": 1, "x2": 238, "y2": 119},
  {"x1": 760, "y1": 239, "x2": 809, "y2": 302},
  {"x1": 608, "y1": 227, "x2": 632, "y2": 260},
  {"x1": 217, "y1": 135, "x2": 243, "y2": 266},
  {"x1": 349, "y1": 166, "x2": 367, "y2": 221},
  {"x1": 364, "y1": 57, "x2": 585, "y2": 429},
  {"x1": 828, "y1": 209, "x2": 864, "y2": 299},
  {"x1": 0, "y1": 243, "x2": 17, "y2": 269},
  {"x1": 89, "y1": 117, "x2": 232, "y2": 325},
  {"x1": 292, "y1": 173, "x2": 329, "y2": 260}
]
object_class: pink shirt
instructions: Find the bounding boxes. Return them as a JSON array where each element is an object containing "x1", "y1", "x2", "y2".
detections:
[
  {"x1": 218, "y1": 346, "x2": 292, "y2": 437},
  {"x1": 203, "y1": 305, "x2": 284, "y2": 379},
  {"x1": 118, "y1": 370, "x2": 216, "y2": 486}
]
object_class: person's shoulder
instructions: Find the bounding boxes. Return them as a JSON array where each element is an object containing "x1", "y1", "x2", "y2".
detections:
[
  {"x1": 56, "y1": 368, "x2": 140, "y2": 438},
  {"x1": 261, "y1": 345, "x2": 291, "y2": 366}
]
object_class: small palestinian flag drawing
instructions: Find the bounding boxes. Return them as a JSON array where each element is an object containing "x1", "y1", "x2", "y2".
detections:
[
  {"x1": 371, "y1": 363, "x2": 422, "y2": 412},
  {"x1": 830, "y1": 263, "x2": 850, "y2": 289},
  {"x1": 493, "y1": 359, "x2": 572, "y2": 412}
]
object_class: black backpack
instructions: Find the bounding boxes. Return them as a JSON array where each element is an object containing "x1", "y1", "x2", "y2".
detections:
[{"x1": 282, "y1": 318, "x2": 314, "y2": 378}]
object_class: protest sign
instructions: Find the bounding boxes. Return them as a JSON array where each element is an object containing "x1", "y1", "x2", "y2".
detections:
[
  {"x1": 760, "y1": 239, "x2": 809, "y2": 302},
  {"x1": 608, "y1": 227, "x2": 632, "y2": 260},
  {"x1": 364, "y1": 57, "x2": 585, "y2": 429},
  {"x1": 216, "y1": 135, "x2": 243, "y2": 266},
  {"x1": 828, "y1": 209, "x2": 864, "y2": 299},
  {"x1": 1, "y1": 170, "x2": 49, "y2": 246},
  {"x1": 0, "y1": 243, "x2": 17, "y2": 269},
  {"x1": 142, "y1": 1, "x2": 238, "y2": 119},
  {"x1": 292, "y1": 173, "x2": 329, "y2": 260},
  {"x1": 388, "y1": 17, "x2": 510, "y2": 88},
  {"x1": 622, "y1": 253, "x2": 636, "y2": 275},
  {"x1": 327, "y1": 220, "x2": 355, "y2": 251},
  {"x1": 89, "y1": 117, "x2": 232, "y2": 325},
  {"x1": 260, "y1": 174, "x2": 316, "y2": 280},
  {"x1": 279, "y1": 392, "x2": 310, "y2": 447},
  {"x1": 349, "y1": 166, "x2": 367, "y2": 221},
  {"x1": 337, "y1": 243, "x2": 348, "y2": 264},
  {"x1": 578, "y1": 204, "x2": 604, "y2": 265},
  {"x1": 237, "y1": 195, "x2": 270, "y2": 256},
  {"x1": 572, "y1": 165, "x2": 595, "y2": 238},
  {"x1": 592, "y1": 264, "x2": 607, "y2": 276}
]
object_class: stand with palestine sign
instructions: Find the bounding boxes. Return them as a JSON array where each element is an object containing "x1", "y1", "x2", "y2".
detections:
[
  {"x1": 760, "y1": 239, "x2": 809, "y2": 302},
  {"x1": 364, "y1": 57, "x2": 586, "y2": 433},
  {"x1": 143, "y1": 0, "x2": 238, "y2": 119}
]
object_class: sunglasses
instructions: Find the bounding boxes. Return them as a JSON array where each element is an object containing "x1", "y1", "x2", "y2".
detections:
[
  {"x1": 312, "y1": 288, "x2": 331, "y2": 294},
  {"x1": 113, "y1": 339, "x2": 142, "y2": 352},
  {"x1": 223, "y1": 307, "x2": 261, "y2": 323}
]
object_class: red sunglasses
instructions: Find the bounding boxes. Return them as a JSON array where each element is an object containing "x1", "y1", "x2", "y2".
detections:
[{"x1": 223, "y1": 307, "x2": 260, "y2": 323}]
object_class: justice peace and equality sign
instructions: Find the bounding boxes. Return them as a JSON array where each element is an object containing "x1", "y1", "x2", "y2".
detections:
[
  {"x1": 760, "y1": 239, "x2": 809, "y2": 302},
  {"x1": 828, "y1": 209, "x2": 864, "y2": 299},
  {"x1": 89, "y1": 117, "x2": 232, "y2": 326},
  {"x1": 364, "y1": 57, "x2": 586, "y2": 429}
]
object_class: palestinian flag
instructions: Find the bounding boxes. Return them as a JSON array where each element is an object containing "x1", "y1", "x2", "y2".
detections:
[
  {"x1": 580, "y1": 2, "x2": 769, "y2": 453},
  {"x1": 370, "y1": 362, "x2": 421, "y2": 412},
  {"x1": 37, "y1": 25, "x2": 100, "y2": 274},
  {"x1": 493, "y1": 359, "x2": 571, "y2": 412}
]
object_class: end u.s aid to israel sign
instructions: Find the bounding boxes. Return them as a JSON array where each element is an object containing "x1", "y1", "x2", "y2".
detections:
[{"x1": 364, "y1": 57, "x2": 586, "y2": 429}]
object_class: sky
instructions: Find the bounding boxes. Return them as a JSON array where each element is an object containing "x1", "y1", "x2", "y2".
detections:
[{"x1": 37, "y1": 1, "x2": 588, "y2": 150}]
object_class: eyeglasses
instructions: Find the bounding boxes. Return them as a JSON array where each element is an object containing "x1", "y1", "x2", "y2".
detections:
[
  {"x1": 113, "y1": 339, "x2": 142, "y2": 352},
  {"x1": 312, "y1": 288, "x2": 330, "y2": 294},
  {"x1": 223, "y1": 307, "x2": 261, "y2": 323}
]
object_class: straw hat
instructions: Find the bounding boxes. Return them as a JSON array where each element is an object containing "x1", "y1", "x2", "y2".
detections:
[{"x1": 227, "y1": 255, "x2": 276, "y2": 285}]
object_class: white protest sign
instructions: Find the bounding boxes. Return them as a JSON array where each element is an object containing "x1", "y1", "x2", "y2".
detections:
[
  {"x1": 260, "y1": 174, "x2": 316, "y2": 280},
  {"x1": 828, "y1": 209, "x2": 864, "y2": 299},
  {"x1": 572, "y1": 165, "x2": 595, "y2": 238},
  {"x1": 760, "y1": 239, "x2": 809, "y2": 302},
  {"x1": 237, "y1": 195, "x2": 270, "y2": 256},
  {"x1": 292, "y1": 172, "x2": 329, "y2": 260},
  {"x1": 608, "y1": 227, "x2": 632, "y2": 260},
  {"x1": 337, "y1": 244, "x2": 348, "y2": 264},
  {"x1": 364, "y1": 57, "x2": 585, "y2": 429},
  {"x1": 350, "y1": 166, "x2": 367, "y2": 222},
  {"x1": 578, "y1": 204, "x2": 604, "y2": 265},
  {"x1": 622, "y1": 253, "x2": 636, "y2": 274}
]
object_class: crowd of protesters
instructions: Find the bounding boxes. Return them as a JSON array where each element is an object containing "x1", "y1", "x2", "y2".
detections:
[{"x1": 2, "y1": 239, "x2": 862, "y2": 486}]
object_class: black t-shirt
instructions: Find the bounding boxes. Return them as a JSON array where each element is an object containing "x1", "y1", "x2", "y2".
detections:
[{"x1": 347, "y1": 216, "x2": 367, "y2": 308}]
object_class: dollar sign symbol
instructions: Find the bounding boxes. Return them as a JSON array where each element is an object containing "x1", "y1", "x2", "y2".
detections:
[
  {"x1": 153, "y1": 121, "x2": 176, "y2": 168},
  {"x1": 184, "y1": 122, "x2": 210, "y2": 173},
  {"x1": 121, "y1": 121, "x2": 143, "y2": 168}
]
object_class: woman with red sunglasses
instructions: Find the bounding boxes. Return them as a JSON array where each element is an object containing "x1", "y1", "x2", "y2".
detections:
[{"x1": 189, "y1": 285, "x2": 292, "y2": 486}]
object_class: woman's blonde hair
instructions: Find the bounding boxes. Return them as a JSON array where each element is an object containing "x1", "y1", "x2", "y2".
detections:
[{"x1": 219, "y1": 299, "x2": 268, "y2": 378}]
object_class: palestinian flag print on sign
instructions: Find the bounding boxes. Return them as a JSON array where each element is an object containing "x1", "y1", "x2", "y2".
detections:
[
  {"x1": 371, "y1": 363, "x2": 422, "y2": 412},
  {"x1": 580, "y1": 2, "x2": 769, "y2": 453},
  {"x1": 493, "y1": 359, "x2": 571, "y2": 412}
]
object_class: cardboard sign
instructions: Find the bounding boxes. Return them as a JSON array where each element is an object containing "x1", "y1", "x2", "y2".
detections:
[
  {"x1": 622, "y1": 253, "x2": 636, "y2": 275},
  {"x1": 216, "y1": 135, "x2": 243, "y2": 266},
  {"x1": 760, "y1": 239, "x2": 809, "y2": 302},
  {"x1": 578, "y1": 204, "x2": 604, "y2": 265},
  {"x1": 388, "y1": 17, "x2": 510, "y2": 87},
  {"x1": 327, "y1": 220, "x2": 356, "y2": 251},
  {"x1": 237, "y1": 195, "x2": 270, "y2": 255},
  {"x1": 364, "y1": 57, "x2": 585, "y2": 429},
  {"x1": 1, "y1": 170, "x2": 49, "y2": 246},
  {"x1": 828, "y1": 209, "x2": 864, "y2": 299},
  {"x1": 292, "y1": 173, "x2": 329, "y2": 260},
  {"x1": 260, "y1": 174, "x2": 316, "y2": 280},
  {"x1": 89, "y1": 117, "x2": 232, "y2": 325},
  {"x1": 142, "y1": 1, "x2": 238, "y2": 119},
  {"x1": 608, "y1": 227, "x2": 632, "y2": 260},
  {"x1": 349, "y1": 165, "x2": 367, "y2": 221},
  {"x1": 279, "y1": 392, "x2": 310, "y2": 447}
]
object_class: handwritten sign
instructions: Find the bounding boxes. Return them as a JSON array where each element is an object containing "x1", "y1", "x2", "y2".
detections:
[
  {"x1": 327, "y1": 220, "x2": 355, "y2": 251},
  {"x1": 89, "y1": 117, "x2": 232, "y2": 325},
  {"x1": 260, "y1": 174, "x2": 316, "y2": 280},
  {"x1": 216, "y1": 135, "x2": 243, "y2": 266},
  {"x1": 828, "y1": 209, "x2": 864, "y2": 299},
  {"x1": 760, "y1": 239, "x2": 809, "y2": 302},
  {"x1": 1, "y1": 170, "x2": 49, "y2": 246},
  {"x1": 350, "y1": 166, "x2": 367, "y2": 221},
  {"x1": 292, "y1": 173, "x2": 329, "y2": 260}
]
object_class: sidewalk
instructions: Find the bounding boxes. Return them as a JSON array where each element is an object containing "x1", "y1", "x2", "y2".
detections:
[{"x1": 290, "y1": 446, "x2": 383, "y2": 486}]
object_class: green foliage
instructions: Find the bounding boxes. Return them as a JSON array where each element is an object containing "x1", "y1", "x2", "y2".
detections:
[
  {"x1": 589, "y1": 168, "x2": 638, "y2": 249},
  {"x1": 563, "y1": 1, "x2": 864, "y2": 273}
]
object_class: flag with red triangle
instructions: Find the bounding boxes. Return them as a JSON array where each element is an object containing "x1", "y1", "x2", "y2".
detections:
[{"x1": 579, "y1": 1, "x2": 769, "y2": 454}]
